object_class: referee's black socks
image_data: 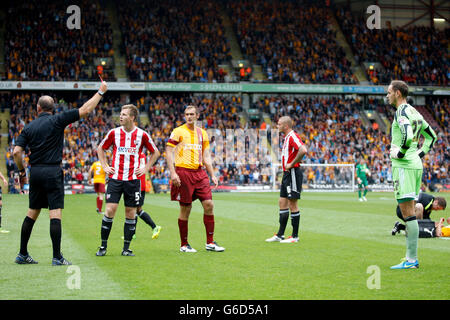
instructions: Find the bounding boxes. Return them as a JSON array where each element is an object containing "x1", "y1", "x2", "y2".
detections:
[
  {"x1": 50, "y1": 218, "x2": 62, "y2": 260},
  {"x1": 20, "y1": 216, "x2": 36, "y2": 256},
  {"x1": 101, "y1": 215, "x2": 114, "y2": 248}
]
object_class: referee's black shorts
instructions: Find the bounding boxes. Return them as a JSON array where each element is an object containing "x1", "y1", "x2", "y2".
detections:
[
  {"x1": 106, "y1": 178, "x2": 141, "y2": 207},
  {"x1": 29, "y1": 165, "x2": 64, "y2": 210},
  {"x1": 280, "y1": 167, "x2": 303, "y2": 200}
]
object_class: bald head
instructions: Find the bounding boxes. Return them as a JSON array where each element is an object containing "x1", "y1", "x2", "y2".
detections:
[
  {"x1": 37, "y1": 95, "x2": 55, "y2": 113},
  {"x1": 278, "y1": 116, "x2": 294, "y2": 134}
]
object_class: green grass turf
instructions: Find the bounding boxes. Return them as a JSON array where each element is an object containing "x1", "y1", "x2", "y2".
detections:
[{"x1": 0, "y1": 191, "x2": 449, "y2": 300}]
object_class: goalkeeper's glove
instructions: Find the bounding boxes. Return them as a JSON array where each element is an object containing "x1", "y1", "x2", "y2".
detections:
[{"x1": 390, "y1": 144, "x2": 405, "y2": 159}]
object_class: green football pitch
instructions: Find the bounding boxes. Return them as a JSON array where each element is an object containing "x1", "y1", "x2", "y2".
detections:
[{"x1": 0, "y1": 191, "x2": 449, "y2": 300}]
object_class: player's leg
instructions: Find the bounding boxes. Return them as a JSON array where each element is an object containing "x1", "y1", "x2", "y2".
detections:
[
  {"x1": 358, "y1": 183, "x2": 363, "y2": 201},
  {"x1": 15, "y1": 208, "x2": 40, "y2": 264},
  {"x1": 122, "y1": 206, "x2": 137, "y2": 255},
  {"x1": 16, "y1": 167, "x2": 49, "y2": 264},
  {"x1": 136, "y1": 192, "x2": 161, "y2": 239},
  {"x1": 48, "y1": 209, "x2": 71, "y2": 265},
  {"x1": 277, "y1": 197, "x2": 290, "y2": 238},
  {"x1": 414, "y1": 203, "x2": 424, "y2": 220},
  {"x1": 96, "y1": 191, "x2": 105, "y2": 215},
  {"x1": 0, "y1": 196, "x2": 9, "y2": 233},
  {"x1": 179, "y1": 203, "x2": 196, "y2": 252},
  {"x1": 392, "y1": 205, "x2": 406, "y2": 235},
  {"x1": 97, "y1": 180, "x2": 121, "y2": 256},
  {"x1": 391, "y1": 168, "x2": 421, "y2": 269},
  {"x1": 280, "y1": 168, "x2": 302, "y2": 243},
  {"x1": 47, "y1": 168, "x2": 71, "y2": 265},
  {"x1": 284, "y1": 199, "x2": 300, "y2": 242},
  {"x1": 267, "y1": 171, "x2": 290, "y2": 242},
  {"x1": 121, "y1": 180, "x2": 141, "y2": 256},
  {"x1": 363, "y1": 181, "x2": 369, "y2": 201},
  {"x1": 201, "y1": 199, "x2": 224, "y2": 252}
]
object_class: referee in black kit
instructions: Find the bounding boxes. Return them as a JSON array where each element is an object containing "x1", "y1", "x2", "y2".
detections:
[{"x1": 13, "y1": 79, "x2": 108, "y2": 265}]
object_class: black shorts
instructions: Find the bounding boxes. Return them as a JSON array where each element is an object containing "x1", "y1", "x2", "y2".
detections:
[
  {"x1": 29, "y1": 166, "x2": 64, "y2": 210},
  {"x1": 138, "y1": 190, "x2": 146, "y2": 207},
  {"x1": 106, "y1": 179, "x2": 141, "y2": 207},
  {"x1": 280, "y1": 167, "x2": 303, "y2": 200},
  {"x1": 418, "y1": 219, "x2": 436, "y2": 238},
  {"x1": 396, "y1": 206, "x2": 431, "y2": 221}
]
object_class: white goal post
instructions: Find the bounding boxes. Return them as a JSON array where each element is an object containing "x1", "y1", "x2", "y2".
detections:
[{"x1": 271, "y1": 163, "x2": 356, "y2": 192}]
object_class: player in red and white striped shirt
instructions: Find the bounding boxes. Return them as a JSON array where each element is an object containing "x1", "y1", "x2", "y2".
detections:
[
  {"x1": 266, "y1": 116, "x2": 307, "y2": 244},
  {"x1": 96, "y1": 104, "x2": 160, "y2": 257}
]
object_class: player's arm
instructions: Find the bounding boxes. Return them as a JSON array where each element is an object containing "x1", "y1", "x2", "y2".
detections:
[
  {"x1": 12, "y1": 145, "x2": 27, "y2": 188},
  {"x1": 391, "y1": 109, "x2": 414, "y2": 159},
  {"x1": 97, "y1": 145, "x2": 114, "y2": 176},
  {"x1": 417, "y1": 121, "x2": 437, "y2": 158},
  {"x1": 286, "y1": 144, "x2": 307, "y2": 170},
  {"x1": 88, "y1": 165, "x2": 94, "y2": 185},
  {"x1": 136, "y1": 134, "x2": 160, "y2": 177},
  {"x1": 0, "y1": 171, "x2": 8, "y2": 188},
  {"x1": 78, "y1": 80, "x2": 108, "y2": 118},
  {"x1": 165, "y1": 145, "x2": 180, "y2": 187},
  {"x1": 203, "y1": 146, "x2": 218, "y2": 188},
  {"x1": 136, "y1": 149, "x2": 161, "y2": 177}
]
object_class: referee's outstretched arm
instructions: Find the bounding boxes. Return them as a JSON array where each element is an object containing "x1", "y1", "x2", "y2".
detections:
[{"x1": 79, "y1": 80, "x2": 108, "y2": 118}]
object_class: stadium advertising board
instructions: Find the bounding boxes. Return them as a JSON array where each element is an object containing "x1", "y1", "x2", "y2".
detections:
[{"x1": 0, "y1": 81, "x2": 448, "y2": 95}]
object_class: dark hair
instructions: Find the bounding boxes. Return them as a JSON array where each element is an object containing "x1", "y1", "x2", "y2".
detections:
[
  {"x1": 38, "y1": 96, "x2": 54, "y2": 112},
  {"x1": 435, "y1": 197, "x2": 447, "y2": 210},
  {"x1": 390, "y1": 80, "x2": 409, "y2": 98}
]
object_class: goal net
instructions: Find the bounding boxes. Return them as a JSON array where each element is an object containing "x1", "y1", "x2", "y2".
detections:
[{"x1": 271, "y1": 163, "x2": 356, "y2": 192}]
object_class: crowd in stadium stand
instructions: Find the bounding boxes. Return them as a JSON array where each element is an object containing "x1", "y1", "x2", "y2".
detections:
[
  {"x1": 335, "y1": 7, "x2": 449, "y2": 86},
  {"x1": 227, "y1": 0, "x2": 357, "y2": 84},
  {"x1": 118, "y1": 0, "x2": 232, "y2": 82},
  {"x1": 3, "y1": 0, "x2": 115, "y2": 81}
]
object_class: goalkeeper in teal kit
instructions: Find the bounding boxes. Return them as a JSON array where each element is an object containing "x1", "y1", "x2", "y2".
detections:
[
  {"x1": 386, "y1": 80, "x2": 437, "y2": 270},
  {"x1": 356, "y1": 159, "x2": 370, "y2": 202}
]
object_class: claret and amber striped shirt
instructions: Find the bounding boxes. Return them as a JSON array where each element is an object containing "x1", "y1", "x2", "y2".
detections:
[{"x1": 167, "y1": 124, "x2": 210, "y2": 169}]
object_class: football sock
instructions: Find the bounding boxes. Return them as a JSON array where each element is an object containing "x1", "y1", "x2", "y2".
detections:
[
  {"x1": 96, "y1": 197, "x2": 103, "y2": 212},
  {"x1": 50, "y1": 218, "x2": 62, "y2": 260},
  {"x1": 405, "y1": 216, "x2": 419, "y2": 262},
  {"x1": 358, "y1": 190, "x2": 361, "y2": 198},
  {"x1": 398, "y1": 223, "x2": 406, "y2": 231},
  {"x1": 137, "y1": 209, "x2": 156, "y2": 229},
  {"x1": 363, "y1": 189, "x2": 368, "y2": 197},
  {"x1": 291, "y1": 211, "x2": 300, "y2": 238},
  {"x1": 277, "y1": 209, "x2": 289, "y2": 237},
  {"x1": 178, "y1": 218, "x2": 188, "y2": 247},
  {"x1": 123, "y1": 219, "x2": 136, "y2": 251},
  {"x1": 203, "y1": 214, "x2": 215, "y2": 244},
  {"x1": 20, "y1": 216, "x2": 36, "y2": 256},
  {"x1": 101, "y1": 215, "x2": 114, "y2": 248},
  {"x1": 0, "y1": 206, "x2": 2, "y2": 227}
]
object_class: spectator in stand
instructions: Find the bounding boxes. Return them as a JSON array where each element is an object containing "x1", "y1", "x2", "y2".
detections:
[
  {"x1": 335, "y1": 7, "x2": 449, "y2": 86},
  {"x1": 228, "y1": 0, "x2": 357, "y2": 84},
  {"x1": 118, "y1": 0, "x2": 232, "y2": 82},
  {"x1": 4, "y1": 0, "x2": 116, "y2": 81}
]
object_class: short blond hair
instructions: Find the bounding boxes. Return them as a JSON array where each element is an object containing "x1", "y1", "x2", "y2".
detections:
[
  {"x1": 279, "y1": 116, "x2": 293, "y2": 128},
  {"x1": 121, "y1": 104, "x2": 139, "y2": 121},
  {"x1": 184, "y1": 105, "x2": 198, "y2": 115}
]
